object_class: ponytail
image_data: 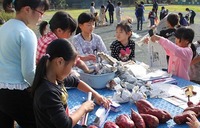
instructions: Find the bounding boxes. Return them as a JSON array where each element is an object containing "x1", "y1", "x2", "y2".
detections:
[
  {"x1": 39, "y1": 21, "x2": 48, "y2": 36},
  {"x1": 191, "y1": 43, "x2": 196, "y2": 59},
  {"x1": 31, "y1": 55, "x2": 49, "y2": 96}
]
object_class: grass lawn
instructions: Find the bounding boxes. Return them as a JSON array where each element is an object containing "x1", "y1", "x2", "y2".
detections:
[{"x1": 43, "y1": 5, "x2": 200, "y2": 20}]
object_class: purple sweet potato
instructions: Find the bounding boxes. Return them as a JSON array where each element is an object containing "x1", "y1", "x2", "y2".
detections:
[
  {"x1": 115, "y1": 114, "x2": 135, "y2": 128},
  {"x1": 104, "y1": 121, "x2": 119, "y2": 128},
  {"x1": 140, "y1": 114, "x2": 159, "y2": 128},
  {"x1": 144, "y1": 108, "x2": 172, "y2": 123},
  {"x1": 135, "y1": 99, "x2": 154, "y2": 114},
  {"x1": 131, "y1": 109, "x2": 145, "y2": 128},
  {"x1": 183, "y1": 105, "x2": 200, "y2": 116},
  {"x1": 173, "y1": 110, "x2": 197, "y2": 124}
]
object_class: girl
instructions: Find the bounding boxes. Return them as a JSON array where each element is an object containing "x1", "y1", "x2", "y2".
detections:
[
  {"x1": 99, "y1": 5, "x2": 107, "y2": 26},
  {"x1": 0, "y1": 0, "x2": 49, "y2": 127},
  {"x1": 72, "y1": 12, "x2": 107, "y2": 65},
  {"x1": 189, "y1": 40, "x2": 200, "y2": 84},
  {"x1": 115, "y1": 1, "x2": 122, "y2": 24},
  {"x1": 37, "y1": 11, "x2": 95, "y2": 73},
  {"x1": 110, "y1": 20, "x2": 135, "y2": 62},
  {"x1": 145, "y1": 27, "x2": 195, "y2": 80},
  {"x1": 32, "y1": 39, "x2": 110, "y2": 128}
]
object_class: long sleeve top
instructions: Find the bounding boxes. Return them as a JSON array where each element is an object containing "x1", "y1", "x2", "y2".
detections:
[
  {"x1": 34, "y1": 76, "x2": 80, "y2": 128},
  {"x1": 0, "y1": 19, "x2": 37, "y2": 90},
  {"x1": 159, "y1": 37, "x2": 193, "y2": 80},
  {"x1": 72, "y1": 33, "x2": 107, "y2": 56}
]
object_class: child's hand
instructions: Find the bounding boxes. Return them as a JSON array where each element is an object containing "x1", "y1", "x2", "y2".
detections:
[
  {"x1": 150, "y1": 35, "x2": 160, "y2": 42},
  {"x1": 82, "y1": 100, "x2": 95, "y2": 112},
  {"x1": 143, "y1": 37, "x2": 150, "y2": 44},
  {"x1": 94, "y1": 94, "x2": 111, "y2": 109},
  {"x1": 86, "y1": 54, "x2": 96, "y2": 62},
  {"x1": 186, "y1": 114, "x2": 200, "y2": 128}
]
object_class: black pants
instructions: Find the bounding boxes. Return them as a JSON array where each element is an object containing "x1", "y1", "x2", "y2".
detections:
[
  {"x1": 109, "y1": 12, "x2": 114, "y2": 24},
  {"x1": 190, "y1": 15, "x2": 195, "y2": 24},
  {"x1": 0, "y1": 89, "x2": 36, "y2": 128},
  {"x1": 137, "y1": 17, "x2": 143, "y2": 30}
]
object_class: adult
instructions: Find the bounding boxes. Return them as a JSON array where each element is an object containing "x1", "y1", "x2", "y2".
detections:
[
  {"x1": 0, "y1": 0, "x2": 49, "y2": 127},
  {"x1": 186, "y1": 8, "x2": 196, "y2": 24},
  {"x1": 105, "y1": 0, "x2": 115, "y2": 24}
]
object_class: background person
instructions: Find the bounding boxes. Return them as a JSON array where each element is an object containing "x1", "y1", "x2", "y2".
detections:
[
  {"x1": 186, "y1": 8, "x2": 196, "y2": 24},
  {"x1": 0, "y1": 0, "x2": 49, "y2": 127},
  {"x1": 105, "y1": 0, "x2": 115, "y2": 24}
]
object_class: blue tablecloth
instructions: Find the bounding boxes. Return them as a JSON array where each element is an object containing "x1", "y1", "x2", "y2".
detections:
[{"x1": 68, "y1": 76, "x2": 197, "y2": 128}]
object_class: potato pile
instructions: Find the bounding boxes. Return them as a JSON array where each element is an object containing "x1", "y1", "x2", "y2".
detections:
[{"x1": 100, "y1": 99, "x2": 172, "y2": 128}]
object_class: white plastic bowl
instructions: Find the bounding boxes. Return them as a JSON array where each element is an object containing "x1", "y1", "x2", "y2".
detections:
[{"x1": 79, "y1": 71, "x2": 115, "y2": 89}]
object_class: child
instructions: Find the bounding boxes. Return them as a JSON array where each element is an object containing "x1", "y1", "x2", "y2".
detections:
[
  {"x1": 110, "y1": 20, "x2": 135, "y2": 62},
  {"x1": 90, "y1": 2, "x2": 96, "y2": 15},
  {"x1": 189, "y1": 40, "x2": 200, "y2": 84},
  {"x1": 159, "y1": 6, "x2": 168, "y2": 20},
  {"x1": 72, "y1": 12, "x2": 107, "y2": 65},
  {"x1": 186, "y1": 8, "x2": 196, "y2": 24},
  {"x1": 135, "y1": 4, "x2": 144, "y2": 30},
  {"x1": 99, "y1": 5, "x2": 107, "y2": 26},
  {"x1": 159, "y1": 13, "x2": 179, "y2": 64},
  {"x1": 0, "y1": 0, "x2": 49, "y2": 127},
  {"x1": 148, "y1": 8, "x2": 156, "y2": 27},
  {"x1": 178, "y1": 12, "x2": 189, "y2": 26},
  {"x1": 115, "y1": 1, "x2": 122, "y2": 24},
  {"x1": 145, "y1": 27, "x2": 195, "y2": 80},
  {"x1": 37, "y1": 11, "x2": 95, "y2": 73},
  {"x1": 32, "y1": 39, "x2": 110, "y2": 128}
]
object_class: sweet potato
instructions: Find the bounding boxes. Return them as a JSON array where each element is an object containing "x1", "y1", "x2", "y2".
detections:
[
  {"x1": 135, "y1": 99, "x2": 154, "y2": 114},
  {"x1": 140, "y1": 114, "x2": 159, "y2": 128},
  {"x1": 144, "y1": 108, "x2": 172, "y2": 123},
  {"x1": 104, "y1": 121, "x2": 119, "y2": 128},
  {"x1": 88, "y1": 125, "x2": 98, "y2": 128},
  {"x1": 183, "y1": 105, "x2": 200, "y2": 116},
  {"x1": 115, "y1": 114, "x2": 135, "y2": 128},
  {"x1": 173, "y1": 110, "x2": 197, "y2": 124},
  {"x1": 131, "y1": 109, "x2": 145, "y2": 128},
  {"x1": 187, "y1": 101, "x2": 195, "y2": 107}
]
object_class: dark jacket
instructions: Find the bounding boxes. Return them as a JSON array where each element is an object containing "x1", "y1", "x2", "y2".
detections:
[{"x1": 106, "y1": 3, "x2": 114, "y2": 12}]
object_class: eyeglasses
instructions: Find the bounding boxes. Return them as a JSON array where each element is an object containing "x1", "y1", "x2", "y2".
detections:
[{"x1": 34, "y1": 9, "x2": 44, "y2": 16}]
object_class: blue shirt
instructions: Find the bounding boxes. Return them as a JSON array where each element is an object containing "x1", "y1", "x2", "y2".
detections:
[{"x1": 0, "y1": 19, "x2": 37, "y2": 90}]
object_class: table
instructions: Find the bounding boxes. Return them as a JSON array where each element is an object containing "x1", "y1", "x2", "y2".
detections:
[{"x1": 68, "y1": 76, "x2": 198, "y2": 128}]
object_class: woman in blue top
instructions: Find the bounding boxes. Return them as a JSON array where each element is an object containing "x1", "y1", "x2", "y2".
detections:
[{"x1": 0, "y1": 0, "x2": 49, "y2": 127}]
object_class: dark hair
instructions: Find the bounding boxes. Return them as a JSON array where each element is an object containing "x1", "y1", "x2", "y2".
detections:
[
  {"x1": 175, "y1": 27, "x2": 196, "y2": 58},
  {"x1": 167, "y1": 13, "x2": 179, "y2": 27},
  {"x1": 14, "y1": 0, "x2": 49, "y2": 12},
  {"x1": 140, "y1": 1, "x2": 144, "y2": 4},
  {"x1": 31, "y1": 39, "x2": 77, "y2": 95},
  {"x1": 186, "y1": 8, "x2": 189, "y2": 11},
  {"x1": 178, "y1": 12, "x2": 183, "y2": 18},
  {"x1": 116, "y1": 20, "x2": 132, "y2": 38},
  {"x1": 117, "y1": 1, "x2": 122, "y2": 6},
  {"x1": 78, "y1": 12, "x2": 95, "y2": 24},
  {"x1": 3, "y1": 0, "x2": 13, "y2": 11},
  {"x1": 39, "y1": 11, "x2": 77, "y2": 36},
  {"x1": 76, "y1": 12, "x2": 95, "y2": 34},
  {"x1": 91, "y1": 2, "x2": 94, "y2": 6}
]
